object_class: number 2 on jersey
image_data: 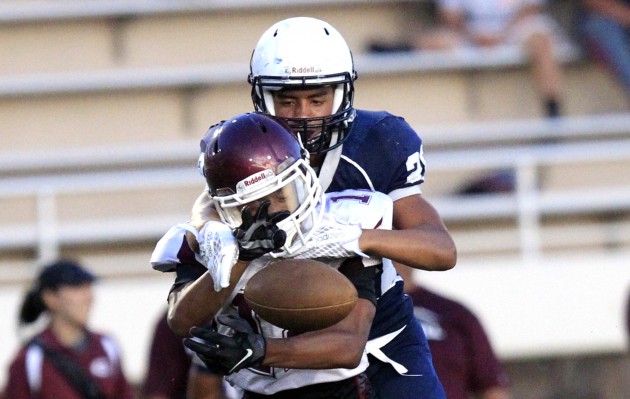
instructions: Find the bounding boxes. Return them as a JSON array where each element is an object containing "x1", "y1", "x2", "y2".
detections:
[{"x1": 406, "y1": 150, "x2": 425, "y2": 185}]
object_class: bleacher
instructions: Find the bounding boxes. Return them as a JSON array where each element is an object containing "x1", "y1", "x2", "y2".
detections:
[{"x1": 1, "y1": 1, "x2": 629, "y2": 396}]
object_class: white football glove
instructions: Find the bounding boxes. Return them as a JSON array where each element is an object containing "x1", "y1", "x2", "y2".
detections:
[
  {"x1": 181, "y1": 221, "x2": 239, "y2": 292},
  {"x1": 291, "y1": 218, "x2": 368, "y2": 259}
]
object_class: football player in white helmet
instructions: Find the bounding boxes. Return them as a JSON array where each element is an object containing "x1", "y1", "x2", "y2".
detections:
[
  {"x1": 248, "y1": 17, "x2": 357, "y2": 155},
  {"x1": 246, "y1": 18, "x2": 453, "y2": 398},
  {"x1": 156, "y1": 17, "x2": 455, "y2": 399}
]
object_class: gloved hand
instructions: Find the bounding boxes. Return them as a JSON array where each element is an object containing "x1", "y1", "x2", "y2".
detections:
[
  {"x1": 197, "y1": 221, "x2": 240, "y2": 292},
  {"x1": 291, "y1": 218, "x2": 368, "y2": 259},
  {"x1": 233, "y1": 201, "x2": 289, "y2": 261},
  {"x1": 183, "y1": 314, "x2": 266, "y2": 375}
]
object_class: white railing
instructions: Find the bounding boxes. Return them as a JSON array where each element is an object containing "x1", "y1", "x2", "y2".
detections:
[
  {"x1": 429, "y1": 139, "x2": 630, "y2": 260},
  {"x1": 0, "y1": 44, "x2": 582, "y2": 98},
  {"x1": 1, "y1": 136, "x2": 628, "y2": 264},
  {"x1": 421, "y1": 112, "x2": 630, "y2": 149},
  {"x1": 0, "y1": 0, "x2": 418, "y2": 23},
  {"x1": 4, "y1": 113, "x2": 629, "y2": 175}
]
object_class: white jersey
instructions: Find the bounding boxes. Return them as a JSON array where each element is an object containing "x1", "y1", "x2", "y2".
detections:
[
  {"x1": 220, "y1": 189, "x2": 394, "y2": 394},
  {"x1": 151, "y1": 189, "x2": 399, "y2": 394}
]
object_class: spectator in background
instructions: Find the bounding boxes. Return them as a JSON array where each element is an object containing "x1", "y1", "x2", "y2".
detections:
[
  {"x1": 411, "y1": 0, "x2": 567, "y2": 195},
  {"x1": 396, "y1": 264, "x2": 512, "y2": 399},
  {"x1": 144, "y1": 310, "x2": 191, "y2": 399},
  {"x1": 431, "y1": 0, "x2": 566, "y2": 119},
  {"x1": 186, "y1": 365, "x2": 239, "y2": 399},
  {"x1": 577, "y1": 0, "x2": 630, "y2": 101},
  {"x1": 370, "y1": 0, "x2": 566, "y2": 118},
  {"x1": 144, "y1": 310, "x2": 236, "y2": 399},
  {"x1": 4, "y1": 259, "x2": 136, "y2": 399}
]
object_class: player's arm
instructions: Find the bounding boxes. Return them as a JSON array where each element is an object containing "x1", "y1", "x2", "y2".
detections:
[
  {"x1": 263, "y1": 257, "x2": 377, "y2": 369},
  {"x1": 167, "y1": 262, "x2": 249, "y2": 337},
  {"x1": 158, "y1": 193, "x2": 237, "y2": 336},
  {"x1": 263, "y1": 297, "x2": 375, "y2": 369},
  {"x1": 290, "y1": 189, "x2": 456, "y2": 271},
  {"x1": 361, "y1": 194, "x2": 456, "y2": 271},
  {"x1": 372, "y1": 120, "x2": 457, "y2": 271},
  {"x1": 169, "y1": 201, "x2": 288, "y2": 336},
  {"x1": 184, "y1": 260, "x2": 378, "y2": 372}
]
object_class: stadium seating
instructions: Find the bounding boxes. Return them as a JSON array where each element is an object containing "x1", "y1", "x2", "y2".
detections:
[{"x1": 1, "y1": 1, "x2": 629, "y2": 395}]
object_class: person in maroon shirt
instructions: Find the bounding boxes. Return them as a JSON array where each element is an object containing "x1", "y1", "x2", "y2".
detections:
[
  {"x1": 397, "y1": 265, "x2": 512, "y2": 399},
  {"x1": 3, "y1": 259, "x2": 136, "y2": 399},
  {"x1": 144, "y1": 309, "x2": 239, "y2": 399},
  {"x1": 144, "y1": 310, "x2": 192, "y2": 399}
]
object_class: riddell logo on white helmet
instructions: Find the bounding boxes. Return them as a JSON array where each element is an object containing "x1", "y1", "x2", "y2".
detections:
[
  {"x1": 236, "y1": 170, "x2": 276, "y2": 194},
  {"x1": 283, "y1": 66, "x2": 322, "y2": 74}
]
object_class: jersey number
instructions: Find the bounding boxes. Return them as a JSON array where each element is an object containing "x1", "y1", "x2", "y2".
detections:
[
  {"x1": 406, "y1": 151, "x2": 425, "y2": 184},
  {"x1": 330, "y1": 193, "x2": 372, "y2": 204}
]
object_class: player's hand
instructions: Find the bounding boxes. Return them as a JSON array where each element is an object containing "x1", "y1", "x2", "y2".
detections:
[
  {"x1": 187, "y1": 191, "x2": 221, "y2": 253},
  {"x1": 233, "y1": 201, "x2": 289, "y2": 261},
  {"x1": 183, "y1": 315, "x2": 266, "y2": 375},
  {"x1": 197, "y1": 221, "x2": 240, "y2": 292},
  {"x1": 292, "y1": 218, "x2": 367, "y2": 259}
]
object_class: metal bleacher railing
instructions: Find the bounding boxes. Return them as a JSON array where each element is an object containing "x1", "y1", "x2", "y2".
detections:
[
  {"x1": 1, "y1": 113, "x2": 629, "y2": 265},
  {"x1": 0, "y1": 43, "x2": 583, "y2": 98},
  {"x1": 0, "y1": 0, "x2": 417, "y2": 23},
  {"x1": 0, "y1": 0, "x2": 618, "y2": 268}
]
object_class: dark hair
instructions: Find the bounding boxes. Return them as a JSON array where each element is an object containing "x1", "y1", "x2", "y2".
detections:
[{"x1": 19, "y1": 259, "x2": 96, "y2": 325}]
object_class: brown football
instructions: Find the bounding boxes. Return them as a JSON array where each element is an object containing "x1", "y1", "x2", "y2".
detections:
[{"x1": 244, "y1": 259, "x2": 358, "y2": 332}]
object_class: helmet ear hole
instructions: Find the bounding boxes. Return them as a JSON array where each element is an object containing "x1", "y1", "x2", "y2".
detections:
[
  {"x1": 332, "y1": 84, "x2": 344, "y2": 114},
  {"x1": 197, "y1": 153, "x2": 206, "y2": 177},
  {"x1": 262, "y1": 90, "x2": 276, "y2": 115}
]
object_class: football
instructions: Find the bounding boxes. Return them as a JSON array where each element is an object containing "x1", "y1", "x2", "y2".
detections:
[{"x1": 244, "y1": 259, "x2": 358, "y2": 332}]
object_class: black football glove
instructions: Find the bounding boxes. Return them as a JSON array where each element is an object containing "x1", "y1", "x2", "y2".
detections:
[
  {"x1": 233, "y1": 200, "x2": 289, "y2": 261},
  {"x1": 183, "y1": 314, "x2": 266, "y2": 375}
]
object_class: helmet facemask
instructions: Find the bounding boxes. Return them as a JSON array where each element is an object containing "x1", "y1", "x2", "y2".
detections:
[
  {"x1": 212, "y1": 157, "x2": 324, "y2": 257},
  {"x1": 250, "y1": 75, "x2": 356, "y2": 154}
]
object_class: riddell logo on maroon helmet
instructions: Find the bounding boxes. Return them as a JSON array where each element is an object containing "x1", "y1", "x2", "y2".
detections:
[
  {"x1": 244, "y1": 172, "x2": 268, "y2": 187},
  {"x1": 236, "y1": 170, "x2": 275, "y2": 193}
]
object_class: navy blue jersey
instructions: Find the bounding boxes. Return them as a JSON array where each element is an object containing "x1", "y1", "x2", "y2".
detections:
[
  {"x1": 321, "y1": 110, "x2": 426, "y2": 200},
  {"x1": 320, "y1": 110, "x2": 444, "y2": 399},
  {"x1": 156, "y1": 109, "x2": 444, "y2": 398}
]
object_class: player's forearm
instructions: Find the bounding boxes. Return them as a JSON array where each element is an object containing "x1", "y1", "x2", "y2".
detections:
[
  {"x1": 388, "y1": 195, "x2": 457, "y2": 270},
  {"x1": 168, "y1": 262, "x2": 248, "y2": 336},
  {"x1": 168, "y1": 276, "x2": 217, "y2": 336},
  {"x1": 263, "y1": 333, "x2": 362, "y2": 369},
  {"x1": 360, "y1": 228, "x2": 456, "y2": 271},
  {"x1": 262, "y1": 300, "x2": 374, "y2": 369}
]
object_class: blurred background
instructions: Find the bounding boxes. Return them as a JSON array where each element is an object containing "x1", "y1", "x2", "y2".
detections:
[{"x1": 0, "y1": 0, "x2": 629, "y2": 398}]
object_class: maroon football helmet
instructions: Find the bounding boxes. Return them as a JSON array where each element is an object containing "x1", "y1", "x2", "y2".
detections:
[{"x1": 202, "y1": 113, "x2": 323, "y2": 256}]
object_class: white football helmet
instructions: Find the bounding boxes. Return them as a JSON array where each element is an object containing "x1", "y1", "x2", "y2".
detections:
[
  {"x1": 202, "y1": 113, "x2": 324, "y2": 257},
  {"x1": 248, "y1": 17, "x2": 357, "y2": 154}
]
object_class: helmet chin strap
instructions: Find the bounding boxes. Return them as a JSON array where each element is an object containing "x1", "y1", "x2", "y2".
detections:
[{"x1": 327, "y1": 129, "x2": 340, "y2": 148}]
